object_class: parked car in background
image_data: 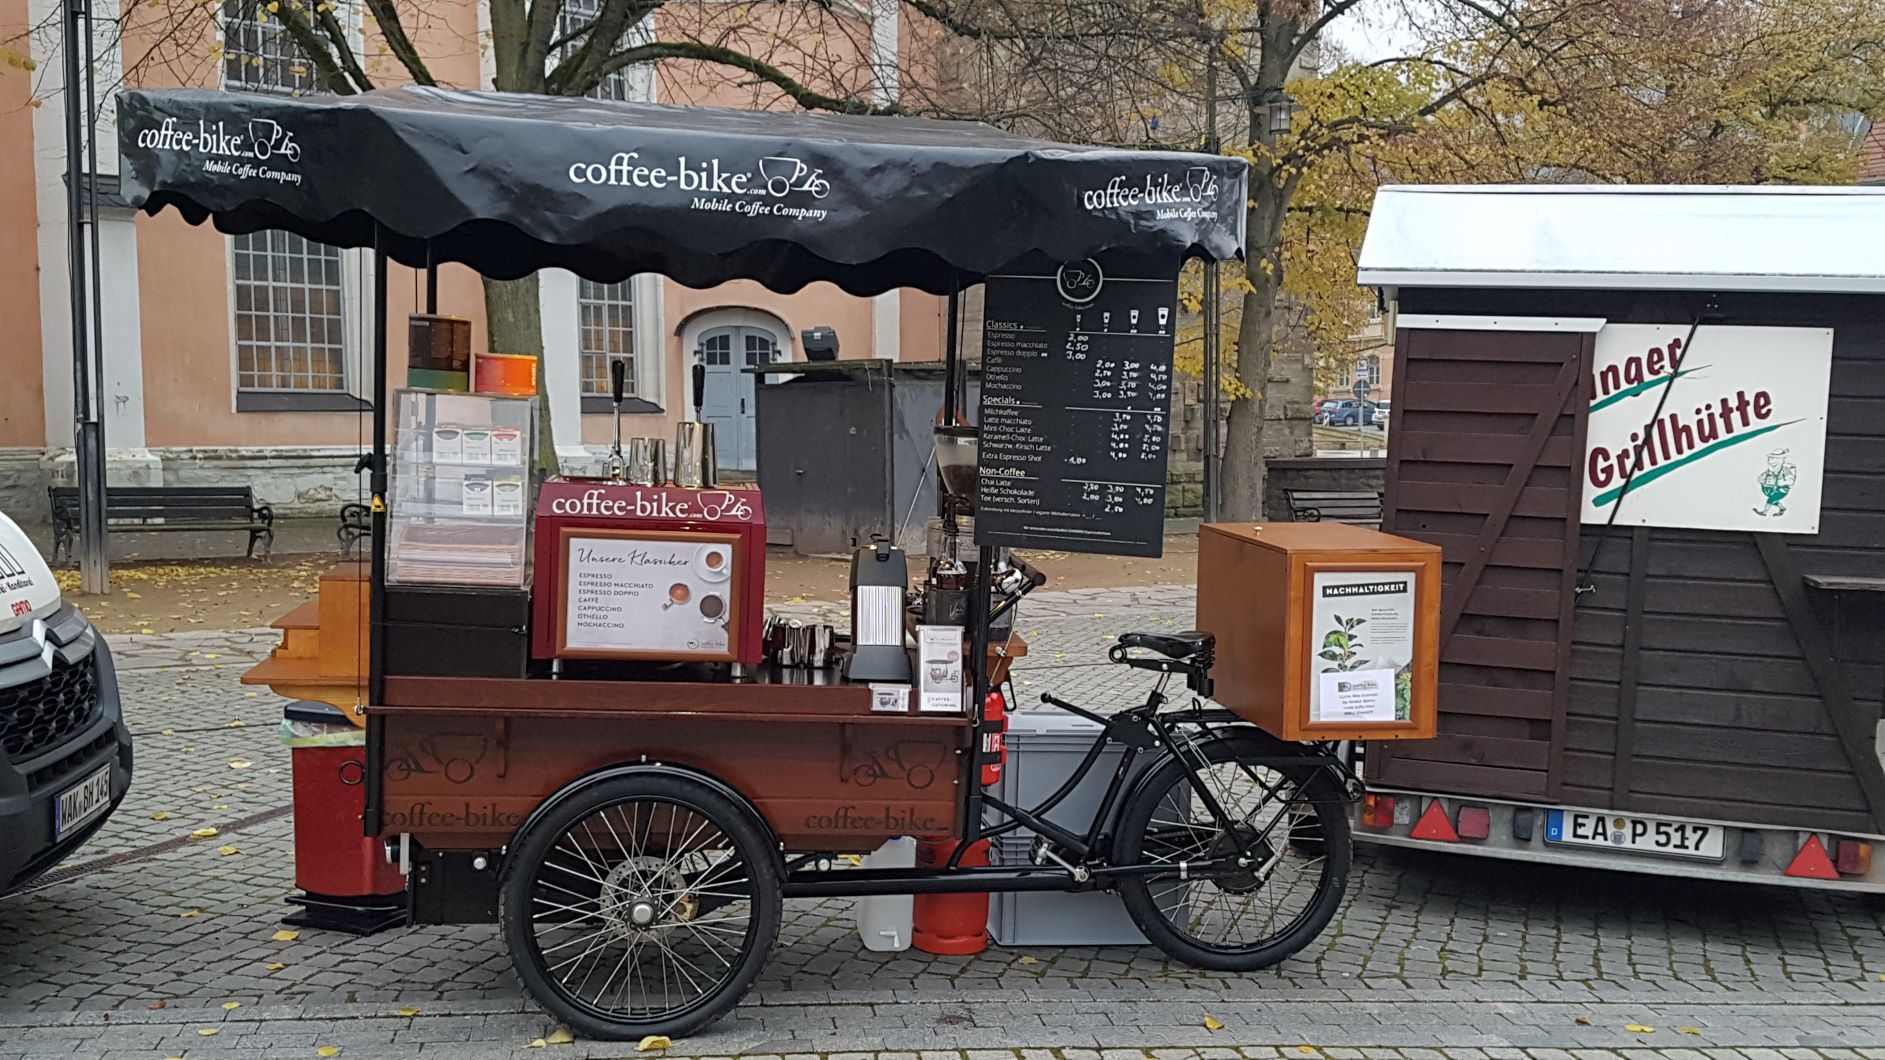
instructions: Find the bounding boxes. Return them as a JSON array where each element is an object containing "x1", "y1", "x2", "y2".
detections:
[
  {"x1": 1316, "y1": 399, "x2": 1378, "y2": 427},
  {"x1": 0, "y1": 510, "x2": 132, "y2": 891},
  {"x1": 1372, "y1": 400, "x2": 1392, "y2": 426}
]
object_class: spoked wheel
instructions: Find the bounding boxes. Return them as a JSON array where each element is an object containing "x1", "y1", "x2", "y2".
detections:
[
  {"x1": 1111, "y1": 733, "x2": 1351, "y2": 971},
  {"x1": 500, "y1": 772, "x2": 782, "y2": 1041}
]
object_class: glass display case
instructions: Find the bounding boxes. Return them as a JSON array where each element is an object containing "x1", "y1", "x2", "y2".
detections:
[{"x1": 388, "y1": 390, "x2": 536, "y2": 587}]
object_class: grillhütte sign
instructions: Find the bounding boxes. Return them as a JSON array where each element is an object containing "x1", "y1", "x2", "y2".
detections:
[{"x1": 1581, "y1": 323, "x2": 1833, "y2": 534}]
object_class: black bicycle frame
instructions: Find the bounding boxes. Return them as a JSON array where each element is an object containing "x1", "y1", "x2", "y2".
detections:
[{"x1": 780, "y1": 674, "x2": 1348, "y2": 899}]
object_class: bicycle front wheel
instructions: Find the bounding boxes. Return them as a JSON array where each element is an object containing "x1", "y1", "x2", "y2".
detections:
[{"x1": 1110, "y1": 733, "x2": 1351, "y2": 971}]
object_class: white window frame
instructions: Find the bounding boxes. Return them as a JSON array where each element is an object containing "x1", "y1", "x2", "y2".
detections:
[
  {"x1": 219, "y1": 0, "x2": 373, "y2": 405},
  {"x1": 552, "y1": 1, "x2": 663, "y2": 409}
]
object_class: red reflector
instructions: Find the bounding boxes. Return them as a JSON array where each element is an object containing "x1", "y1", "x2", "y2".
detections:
[
  {"x1": 1410, "y1": 800, "x2": 1459, "y2": 842},
  {"x1": 1456, "y1": 806, "x2": 1492, "y2": 840},
  {"x1": 1361, "y1": 795, "x2": 1395, "y2": 828},
  {"x1": 1785, "y1": 835, "x2": 1840, "y2": 880},
  {"x1": 1836, "y1": 839, "x2": 1873, "y2": 876}
]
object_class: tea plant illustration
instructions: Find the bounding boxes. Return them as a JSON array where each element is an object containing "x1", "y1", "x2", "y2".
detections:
[{"x1": 1319, "y1": 615, "x2": 1368, "y2": 671}]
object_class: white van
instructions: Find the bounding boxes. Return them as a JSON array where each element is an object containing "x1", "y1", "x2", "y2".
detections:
[{"x1": 0, "y1": 511, "x2": 131, "y2": 890}]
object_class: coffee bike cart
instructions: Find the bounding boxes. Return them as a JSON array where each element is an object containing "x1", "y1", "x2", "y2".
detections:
[{"x1": 120, "y1": 87, "x2": 1437, "y2": 1040}]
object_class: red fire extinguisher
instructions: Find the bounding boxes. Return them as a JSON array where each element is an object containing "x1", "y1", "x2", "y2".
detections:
[{"x1": 980, "y1": 690, "x2": 1008, "y2": 787}]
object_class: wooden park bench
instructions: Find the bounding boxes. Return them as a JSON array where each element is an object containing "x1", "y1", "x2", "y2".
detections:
[
  {"x1": 49, "y1": 485, "x2": 274, "y2": 564},
  {"x1": 1285, "y1": 489, "x2": 1383, "y2": 527}
]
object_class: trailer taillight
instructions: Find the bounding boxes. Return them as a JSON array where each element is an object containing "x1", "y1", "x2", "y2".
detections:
[
  {"x1": 1456, "y1": 805, "x2": 1491, "y2": 841},
  {"x1": 1361, "y1": 795, "x2": 1395, "y2": 829},
  {"x1": 1836, "y1": 839, "x2": 1873, "y2": 876}
]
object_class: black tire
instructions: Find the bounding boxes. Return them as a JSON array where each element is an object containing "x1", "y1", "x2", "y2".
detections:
[
  {"x1": 1111, "y1": 733, "x2": 1351, "y2": 971},
  {"x1": 500, "y1": 771, "x2": 781, "y2": 1041}
]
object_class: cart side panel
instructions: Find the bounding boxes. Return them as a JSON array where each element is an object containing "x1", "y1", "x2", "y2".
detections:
[
  {"x1": 1368, "y1": 325, "x2": 1592, "y2": 800},
  {"x1": 376, "y1": 703, "x2": 967, "y2": 852},
  {"x1": 1378, "y1": 288, "x2": 1885, "y2": 834}
]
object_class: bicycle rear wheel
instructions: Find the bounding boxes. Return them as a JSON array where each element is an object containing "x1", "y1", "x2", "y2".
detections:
[{"x1": 1110, "y1": 733, "x2": 1351, "y2": 971}]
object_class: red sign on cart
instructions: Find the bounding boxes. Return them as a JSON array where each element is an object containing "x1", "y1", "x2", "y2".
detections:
[{"x1": 533, "y1": 480, "x2": 767, "y2": 664}]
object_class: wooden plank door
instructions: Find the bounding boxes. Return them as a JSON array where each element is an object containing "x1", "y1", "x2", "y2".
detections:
[{"x1": 1369, "y1": 327, "x2": 1595, "y2": 800}]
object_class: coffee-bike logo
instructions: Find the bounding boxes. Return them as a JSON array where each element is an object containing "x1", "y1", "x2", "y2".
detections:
[
  {"x1": 1081, "y1": 167, "x2": 1221, "y2": 220},
  {"x1": 567, "y1": 150, "x2": 833, "y2": 221},
  {"x1": 134, "y1": 117, "x2": 305, "y2": 186}
]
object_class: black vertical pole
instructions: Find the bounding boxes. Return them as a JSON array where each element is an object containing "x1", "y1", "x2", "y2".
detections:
[
  {"x1": 424, "y1": 244, "x2": 438, "y2": 315},
  {"x1": 364, "y1": 229, "x2": 390, "y2": 834},
  {"x1": 958, "y1": 543, "x2": 993, "y2": 857},
  {"x1": 1200, "y1": 36, "x2": 1222, "y2": 524},
  {"x1": 941, "y1": 285, "x2": 960, "y2": 426},
  {"x1": 63, "y1": 0, "x2": 108, "y2": 593}
]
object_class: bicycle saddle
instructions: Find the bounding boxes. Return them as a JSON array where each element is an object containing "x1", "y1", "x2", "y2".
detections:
[{"x1": 1115, "y1": 630, "x2": 1214, "y2": 661}]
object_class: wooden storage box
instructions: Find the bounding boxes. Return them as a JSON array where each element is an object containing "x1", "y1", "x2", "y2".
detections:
[{"x1": 1196, "y1": 522, "x2": 1440, "y2": 741}]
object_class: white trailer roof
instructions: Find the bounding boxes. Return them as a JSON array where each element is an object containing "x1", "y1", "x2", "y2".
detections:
[{"x1": 1357, "y1": 185, "x2": 1885, "y2": 294}]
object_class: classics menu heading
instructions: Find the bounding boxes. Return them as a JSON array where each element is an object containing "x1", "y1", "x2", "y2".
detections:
[{"x1": 975, "y1": 258, "x2": 1178, "y2": 558}]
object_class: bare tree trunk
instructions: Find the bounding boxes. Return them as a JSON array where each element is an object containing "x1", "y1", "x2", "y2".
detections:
[
  {"x1": 1220, "y1": 172, "x2": 1291, "y2": 521},
  {"x1": 482, "y1": 273, "x2": 559, "y2": 476}
]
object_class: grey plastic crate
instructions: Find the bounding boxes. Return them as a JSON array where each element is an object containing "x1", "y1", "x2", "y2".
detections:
[{"x1": 984, "y1": 712, "x2": 1185, "y2": 947}]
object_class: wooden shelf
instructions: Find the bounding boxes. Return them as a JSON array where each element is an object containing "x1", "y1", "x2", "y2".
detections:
[{"x1": 1803, "y1": 574, "x2": 1885, "y2": 593}]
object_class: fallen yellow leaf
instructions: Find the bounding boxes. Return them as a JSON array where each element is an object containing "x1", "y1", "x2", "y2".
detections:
[
  {"x1": 397, "y1": 1006, "x2": 421, "y2": 1017},
  {"x1": 191, "y1": 828, "x2": 220, "y2": 839},
  {"x1": 1297, "y1": 1049, "x2": 1317, "y2": 1056},
  {"x1": 1627, "y1": 1025, "x2": 1656, "y2": 1034},
  {"x1": 265, "y1": 962, "x2": 286, "y2": 971},
  {"x1": 180, "y1": 909, "x2": 203, "y2": 919},
  {"x1": 318, "y1": 1048, "x2": 342, "y2": 1058},
  {"x1": 547, "y1": 1027, "x2": 575, "y2": 1045},
  {"x1": 197, "y1": 1028, "x2": 220, "y2": 1037},
  {"x1": 1679, "y1": 1027, "x2": 1703, "y2": 1036},
  {"x1": 150, "y1": 1000, "x2": 167, "y2": 1010},
  {"x1": 222, "y1": 1001, "x2": 241, "y2": 1010},
  {"x1": 140, "y1": 628, "x2": 155, "y2": 634},
  {"x1": 228, "y1": 719, "x2": 246, "y2": 728},
  {"x1": 272, "y1": 930, "x2": 300, "y2": 942},
  {"x1": 218, "y1": 845, "x2": 241, "y2": 856},
  {"x1": 635, "y1": 1035, "x2": 670, "y2": 1052},
  {"x1": 228, "y1": 757, "x2": 253, "y2": 769},
  {"x1": 1204, "y1": 1015, "x2": 1226, "y2": 1031},
  {"x1": 151, "y1": 811, "x2": 175, "y2": 821},
  {"x1": 526, "y1": 1040, "x2": 547, "y2": 1049},
  {"x1": 1017, "y1": 955, "x2": 1039, "y2": 965}
]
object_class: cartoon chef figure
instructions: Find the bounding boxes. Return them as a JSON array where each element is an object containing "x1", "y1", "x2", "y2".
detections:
[{"x1": 1754, "y1": 448, "x2": 1798, "y2": 517}]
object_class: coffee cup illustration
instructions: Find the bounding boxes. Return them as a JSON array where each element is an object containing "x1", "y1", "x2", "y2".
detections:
[
  {"x1": 664, "y1": 582, "x2": 692, "y2": 609},
  {"x1": 759, "y1": 156, "x2": 807, "y2": 196},
  {"x1": 700, "y1": 593, "x2": 726, "y2": 624}
]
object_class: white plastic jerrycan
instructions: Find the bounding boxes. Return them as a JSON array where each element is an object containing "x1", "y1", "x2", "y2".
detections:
[{"x1": 854, "y1": 836, "x2": 916, "y2": 951}]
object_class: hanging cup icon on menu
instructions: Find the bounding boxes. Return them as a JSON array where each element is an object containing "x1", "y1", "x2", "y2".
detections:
[
  {"x1": 1157, "y1": 307, "x2": 1170, "y2": 333},
  {"x1": 1129, "y1": 309, "x2": 1140, "y2": 332}
]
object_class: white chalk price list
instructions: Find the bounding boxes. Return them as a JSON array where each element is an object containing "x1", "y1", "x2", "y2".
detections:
[{"x1": 976, "y1": 280, "x2": 1176, "y2": 557}]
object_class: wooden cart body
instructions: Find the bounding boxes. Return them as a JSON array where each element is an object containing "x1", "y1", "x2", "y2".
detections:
[{"x1": 375, "y1": 676, "x2": 968, "y2": 853}]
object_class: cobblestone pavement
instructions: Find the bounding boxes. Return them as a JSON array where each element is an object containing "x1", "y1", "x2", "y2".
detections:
[{"x1": 4, "y1": 592, "x2": 1885, "y2": 1058}]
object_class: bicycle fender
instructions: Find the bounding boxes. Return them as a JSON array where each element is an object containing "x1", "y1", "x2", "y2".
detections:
[
  {"x1": 1118, "y1": 731, "x2": 1345, "y2": 820},
  {"x1": 509, "y1": 760, "x2": 780, "y2": 863}
]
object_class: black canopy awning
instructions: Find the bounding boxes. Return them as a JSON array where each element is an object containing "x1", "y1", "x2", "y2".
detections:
[{"x1": 117, "y1": 87, "x2": 1248, "y2": 295}]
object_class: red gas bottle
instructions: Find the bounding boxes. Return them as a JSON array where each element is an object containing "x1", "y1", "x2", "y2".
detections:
[
  {"x1": 912, "y1": 838, "x2": 991, "y2": 954},
  {"x1": 981, "y1": 690, "x2": 1008, "y2": 787}
]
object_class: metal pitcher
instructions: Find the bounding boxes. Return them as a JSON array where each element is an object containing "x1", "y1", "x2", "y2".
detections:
[
  {"x1": 626, "y1": 437, "x2": 658, "y2": 486},
  {"x1": 674, "y1": 421, "x2": 717, "y2": 488}
]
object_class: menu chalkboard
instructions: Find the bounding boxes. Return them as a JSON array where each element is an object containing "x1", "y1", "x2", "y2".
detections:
[{"x1": 975, "y1": 257, "x2": 1178, "y2": 558}]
